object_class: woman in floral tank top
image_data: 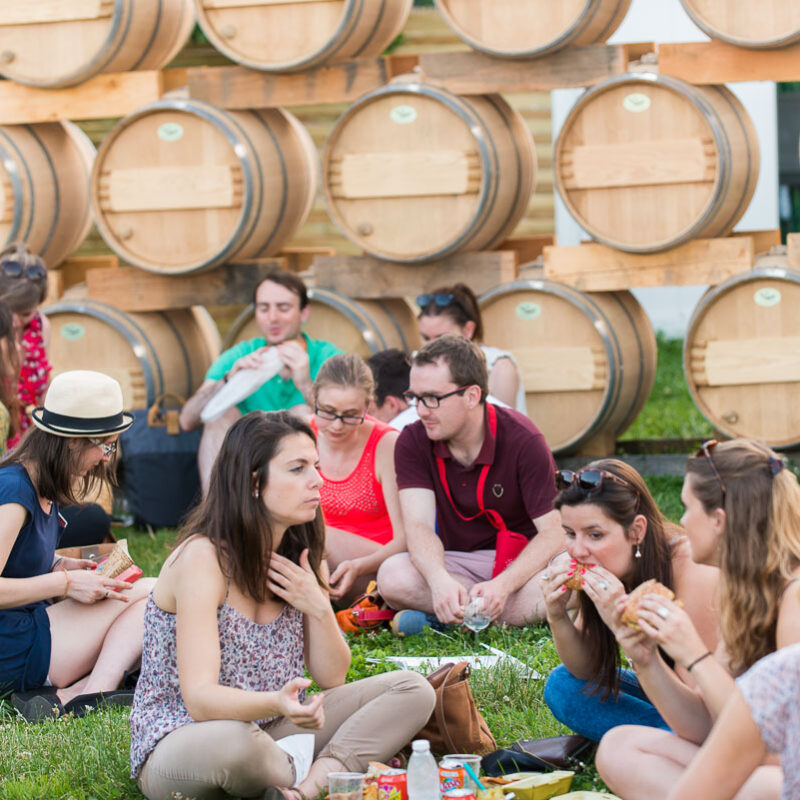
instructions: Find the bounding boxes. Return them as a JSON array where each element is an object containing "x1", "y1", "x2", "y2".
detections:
[
  {"x1": 130, "y1": 411, "x2": 434, "y2": 800},
  {"x1": 311, "y1": 354, "x2": 407, "y2": 604}
]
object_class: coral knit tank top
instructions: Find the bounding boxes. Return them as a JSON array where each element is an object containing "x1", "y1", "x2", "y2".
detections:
[{"x1": 313, "y1": 417, "x2": 394, "y2": 545}]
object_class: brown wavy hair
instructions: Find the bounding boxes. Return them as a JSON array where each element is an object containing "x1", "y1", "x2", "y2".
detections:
[
  {"x1": 685, "y1": 438, "x2": 800, "y2": 673},
  {"x1": 554, "y1": 458, "x2": 678, "y2": 696},
  {"x1": 177, "y1": 411, "x2": 326, "y2": 603},
  {"x1": 0, "y1": 299, "x2": 20, "y2": 440},
  {"x1": 312, "y1": 352, "x2": 374, "y2": 405}
]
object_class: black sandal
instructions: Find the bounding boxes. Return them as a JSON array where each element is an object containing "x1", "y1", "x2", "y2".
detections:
[
  {"x1": 62, "y1": 690, "x2": 134, "y2": 717},
  {"x1": 10, "y1": 688, "x2": 65, "y2": 723}
]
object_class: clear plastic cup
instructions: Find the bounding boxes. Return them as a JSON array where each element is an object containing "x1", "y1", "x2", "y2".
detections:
[
  {"x1": 328, "y1": 771, "x2": 365, "y2": 800},
  {"x1": 443, "y1": 754, "x2": 482, "y2": 792}
]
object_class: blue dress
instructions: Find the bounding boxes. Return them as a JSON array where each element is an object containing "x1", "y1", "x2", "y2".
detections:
[{"x1": 0, "y1": 464, "x2": 60, "y2": 692}]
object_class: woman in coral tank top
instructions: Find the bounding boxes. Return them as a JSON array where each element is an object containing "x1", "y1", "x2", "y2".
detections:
[{"x1": 311, "y1": 354, "x2": 406, "y2": 603}]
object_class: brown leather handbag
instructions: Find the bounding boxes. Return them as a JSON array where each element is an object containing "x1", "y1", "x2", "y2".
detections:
[{"x1": 414, "y1": 661, "x2": 497, "y2": 756}]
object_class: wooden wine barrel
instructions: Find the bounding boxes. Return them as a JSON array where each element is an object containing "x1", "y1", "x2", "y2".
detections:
[
  {"x1": 684, "y1": 248, "x2": 800, "y2": 448},
  {"x1": 0, "y1": 0, "x2": 194, "y2": 88},
  {"x1": 479, "y1": 275, "x2": 657, "y2": 454},
  {"x1": 434, "y1": 0, "x2": 631, "y2": 58},
  {"x1": 43, "y1": 299, "x2": 222, "y2": 410},
  {"x1": 91, "y1": 100, "x2": 317, "y2": 274},
  {"x1": 323, "y1": 79, "x2": 536, "y2": 263},
  {"x1": 0, "y1": 121, "x2": 95, "y2": 268},
  {"x1": 224, "y1": 290, "x2": 420, "y2": 357},
  {"x1": 194, "y1": 0, "x2": 412, "y2": 72},
  {"x1": 554, "y1": 72, "x2": 760, "y2": 253},
  {"x1": 680, "y1": 1, "x2": 800, "y2": 49}
]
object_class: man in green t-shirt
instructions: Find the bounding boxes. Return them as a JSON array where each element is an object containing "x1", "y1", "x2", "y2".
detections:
[{"x1": 180, "y1": 269, "x2": 341, "y2": 492}]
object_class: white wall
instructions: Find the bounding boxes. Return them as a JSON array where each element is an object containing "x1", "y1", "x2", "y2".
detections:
[{"x1": 551, "y1": 0, "x2": 779, "y2": 337}]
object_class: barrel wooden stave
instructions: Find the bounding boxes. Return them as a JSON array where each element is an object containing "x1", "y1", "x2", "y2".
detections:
[
  {"x1": 680, "y1": 0, "x2": 800, "y2": 49},
  {"x1": 435, "y1": 0, "x2": 632, "y2": 58},
  {"x1": 43, "y1": 299, "x2": 221, "y2": 410},
  {"x1": 479, "y1": 276, "x2": 656, "y2": 454},
  {"x1": 0, "y1": 121, "x2": 95, "y2": 268},
  {"x1": 322, "y1": 81, "x2": 536, "y2": 263},
  {"x1": 684, "y1": 254, "x2": 800, "y2": 448},
  {"x1": 195, "y1": 0, "x2": 413, "y2": 72},
  {"x1": 91, "y1": 101, "x2": 316, "y2": 274},
  {"x1": 555, "y1": 73, "x2": 759, "y2": 253},
  {"x1": 0, "y1": 0, "x2": 195, "y2": 88},
  {"x1": 223, "y1": 291, "x2": 418, "y2": 358}
]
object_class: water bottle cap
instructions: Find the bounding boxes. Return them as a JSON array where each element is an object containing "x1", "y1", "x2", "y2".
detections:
[{"x1": 411, "y1": 739, "x2": 430, "y2": 751}]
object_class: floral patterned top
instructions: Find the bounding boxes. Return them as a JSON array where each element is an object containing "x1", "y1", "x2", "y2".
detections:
[
  {"x1": 129, "y1": 593, "x2": 305, "y2": 779},
  {"x1": 9, "y1": 313, "x2": 51, "y2": 448},
  {"x1": 737, "y1": 641, "x2": 800, "y2": 800}
]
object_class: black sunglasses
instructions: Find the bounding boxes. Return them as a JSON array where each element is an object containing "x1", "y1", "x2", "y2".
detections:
[
  {"x1": 555, "y1": 468, "x2": 632, "y2": 493},
  {"x1": 1, "y1": 259, "x2": 47, "y2": 281},
  {"x1": 696, "y1": 440, "x2": 726, "y2": 503},
  {"x1": 417, "y1": 293, "x2": 454, "y2": 309}
]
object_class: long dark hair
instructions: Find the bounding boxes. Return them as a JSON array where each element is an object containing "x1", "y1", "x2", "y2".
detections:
[
  {"x1": 418, "y1": 283, "x2": 484, "y2": 341},
  {"x1": 178, "y1": 411, "x2": 326, "y2": 603},
  {"x1": 3, "y1": 429, "x2": 112, "y2": 505},
  {"x1": 554, "y1": 458, "x2": 677, "y2": 696},
  {"x1": 0, "y1": 299, "x2": 20, "y2": 440},
  {"x1": 686, "y1": 438, "x2": 800, "y2": 672}
]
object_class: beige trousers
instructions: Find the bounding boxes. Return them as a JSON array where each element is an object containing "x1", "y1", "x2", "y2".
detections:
[{"x1": 137, "y1": 671, "x2": 435, "y2": 800}]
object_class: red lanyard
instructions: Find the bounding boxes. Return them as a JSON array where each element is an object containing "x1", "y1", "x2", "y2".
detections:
[{"x1": 435, "y1": 403, "x2": 506, "y2": 532}]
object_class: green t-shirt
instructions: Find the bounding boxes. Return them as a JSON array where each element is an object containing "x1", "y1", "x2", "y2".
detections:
[{"x1": 205, "y1": 332, "x2": 342, "y2": 415}]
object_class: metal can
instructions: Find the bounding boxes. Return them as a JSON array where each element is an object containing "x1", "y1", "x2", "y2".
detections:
[
  {"x1": 378, "y1": 768, "x2": 408, "y2": 800},
  {"x1": 439, "y1": 760, "x2": 467, "y2": 794},
  {"x1": 443, "y1": 789, "x2": 477, "y2": 800}
]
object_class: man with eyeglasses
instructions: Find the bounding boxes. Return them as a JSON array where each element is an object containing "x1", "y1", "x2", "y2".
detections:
[
  {"x1": 180, "y1": 269, "x2": 341, "y2": 493},
  {"x1": 376, "y1": 335, "x2": 562, "y2": 636}
]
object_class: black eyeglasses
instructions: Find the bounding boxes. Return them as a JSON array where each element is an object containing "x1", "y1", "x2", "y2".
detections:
[
  {"x1": 89, "y1": 438, "x2": 117, "y2": 457},
  {"x1": 1, "y1": 259, "x2": 47, "y2": 281},
  {"x1": 555, "y1": 468, "x2": 632, "y2": 493},
  {"x1": 314, "y1": 406, "x2": 366, "y2": 426},
  {"x1": 417, "y1": 293, "x2": 454, "y2": 309},
  {"x1": 696, "y1": 440, "x2": 726, "y2": 503},
  {"x1": 402, "y1": 385, "x2": 470, "y2": 409}
]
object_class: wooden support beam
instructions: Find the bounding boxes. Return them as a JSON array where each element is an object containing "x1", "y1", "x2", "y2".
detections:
[
  {"x1": 0, "y1": 69, "x2": 187, "y2": 124},
  {"x1": 187, "y1": 55, "x2": 418, "y2": 109},
  {"x1": 542, "y1": 235, "x2": 773, "y2": 292},
  {"x1": 85, "y1": 261, "x2": 287, "y2": 311},
  {"x1": 495, "y1": 235, "x2": 555, "y2": 267},
  {"x1": 788, "y1": 234, "x2": 800, "y2": 269},
  {"x1": 57, "y1": 254, "x2": 119, "y2": 289},
  {"x1": 415, "y1": 44, "x2": 641, "y2": 93},
  {"x1": 658, "y1": 40, "x2": 800, "y2": 84},
  {"x1": 311, "y1": 251, "x2": 518, "y2": 298}
]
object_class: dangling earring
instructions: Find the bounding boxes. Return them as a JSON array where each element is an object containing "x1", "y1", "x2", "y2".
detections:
[
  {"x1": 634, "y1": 542, "x2": 642, "y2": 558},
  {"x1": 253, "y1": 487, "x2": 260, "y2": 499}
]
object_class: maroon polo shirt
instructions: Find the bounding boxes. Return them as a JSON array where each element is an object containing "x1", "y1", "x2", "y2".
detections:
[{"x1": 395, "y1": 404, "x2": 557, "y2": 552}]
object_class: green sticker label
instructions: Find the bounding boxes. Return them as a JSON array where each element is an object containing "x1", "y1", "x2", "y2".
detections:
[
  {"x1": 623, "y1": 93, "x2": 651, "y2": 113},
  {"x1": 157, "y1": 122, "x2": 183, "y2": 142},
  {"x1": 390, "y1": 105, "x2": 417, "y2": 125},
  {"x1": 60, "y1": 322, "x2": 85, "y2": 341},
  {"x1": 516, "y1": 302, "x2": 541, "y2": 320},
  {"x1": 754, "y1": 287, "x2": 781, "y2": 307}
]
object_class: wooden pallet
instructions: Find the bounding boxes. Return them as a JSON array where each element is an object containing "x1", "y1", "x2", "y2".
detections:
[{"x1": 543, "y1": 230, "x2": 783, "y2": 292}]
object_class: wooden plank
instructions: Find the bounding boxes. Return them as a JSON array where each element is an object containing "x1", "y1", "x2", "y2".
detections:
[
  {"x1": 203, "y1": 0, "x2": 317, "y2": 5},
  {"x1": 496, "y1": 235, "x2": 555, "y2": 266},
  {"x1": 415, "y1": 44, "x2": 636, "y2": 93},
  {"x1": 312, "y1": 252, "x2": 518, "y2": 297},
  {"x1": 187, "y1": 56, "x2": 418, "y2": 109},
  {"x1": 0, "y1": 68, "x2": 186, "y2": 124},
  {"x1": 279, "y1": 246, "x2": 335, "y2": 273},
  {"x1": 543, "y1": 236, "x2": 756, "y2": 292},
  {"x1": 516, "y1": 346, "x2": 604, "y2": 392},
  {"x1": 703, "y1": 338, "x2": 800, "y2": 386},
  {"x1": 85, "y1": 261, "x2": 288, "y2": 311},
  {"x1": 731, "y1": 228, "x2": 782, "y2": 255},
  {"x1": 58, "y1": 254, "x2": 118, "y2": 288},
  {"x1": 45, "y1": 271, "x2": 64, "y2": 305},
  {"x1": 658, "y1": 40, "x2": 800, "y2": 84},
  {"x1": 0, "y1": 0, "x2": 111, "y2": 25},
  {"x1": 788, "y1": 233, "x2": 800, "y2": 269}
]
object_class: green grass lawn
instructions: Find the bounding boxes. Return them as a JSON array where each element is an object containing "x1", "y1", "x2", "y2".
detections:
[{"x1": 0, "y1": 339, "x2": 693, "y2": 800}]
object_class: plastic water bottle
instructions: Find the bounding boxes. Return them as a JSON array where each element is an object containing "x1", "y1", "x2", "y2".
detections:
[{"x1": 407, "y1": 739, "x2": 440, "y2": 800}]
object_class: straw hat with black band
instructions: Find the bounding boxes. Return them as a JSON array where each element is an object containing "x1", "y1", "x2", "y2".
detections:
[{"x1": 31, "y1": 370, "x2": 134, "y2": 437}]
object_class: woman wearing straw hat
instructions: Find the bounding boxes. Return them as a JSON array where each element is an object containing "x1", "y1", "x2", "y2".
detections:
[{"x1": 0, "y1": 370, "x2": 156, "y2": 719}]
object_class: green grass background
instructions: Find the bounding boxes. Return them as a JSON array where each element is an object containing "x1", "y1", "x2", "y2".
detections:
[{"x1": 0, "y1": 339, "x2": 693, "y2": 799}]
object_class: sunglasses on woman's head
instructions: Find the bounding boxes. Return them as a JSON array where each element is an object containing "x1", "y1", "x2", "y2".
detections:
[
  {"x1": 696, "y1": 439, "x2": 726, "y2": 503},
  {"x1": 417, "y1": 293, "x2": 454, "y2": 309},
  {"x1": 555, "y1": 468, "x2": 631, "y2": 493},
  {"x1": 1, "y1": 259, "x2": 47, "y2": 281}
]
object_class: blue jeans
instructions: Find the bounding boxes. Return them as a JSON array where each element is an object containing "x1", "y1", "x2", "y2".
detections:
[{"x1": 544, "y1": 664, "x2": 670, "y2": 742}]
